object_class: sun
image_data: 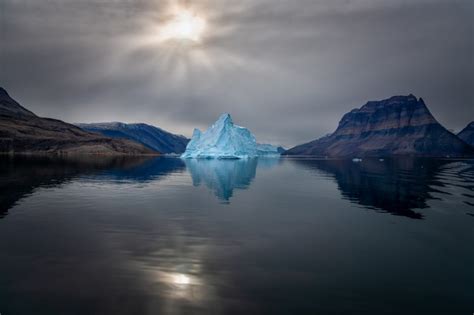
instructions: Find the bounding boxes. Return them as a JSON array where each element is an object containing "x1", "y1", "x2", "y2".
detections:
[{"x1": 160, "y1": 9, "x2": 206, "y2": 43}]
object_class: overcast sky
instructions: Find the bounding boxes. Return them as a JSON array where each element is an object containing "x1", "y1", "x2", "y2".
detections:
[{"x1": 1, "y1": 0, "x2": 473, "y2": 147}]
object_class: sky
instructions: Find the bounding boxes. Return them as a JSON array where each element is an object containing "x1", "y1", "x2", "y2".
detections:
[{"x1": 1, "y1": 0, "x2": 473, "y2": 147}]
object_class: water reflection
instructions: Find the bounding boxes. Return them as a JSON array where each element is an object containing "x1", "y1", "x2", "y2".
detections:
[
  {"x1": 1, "y1": 156, "x2": 473, "y2": 314},
  {"x1": 184, "y1": 158, "x2": 280, "y2": 202},
  {"x1": 293, "y1": 158, "x2": 471, "y2": 219},
  {"x1": 92, "y1": 156, "x2": 185, "y2": 182},
  {"x1": 0, "y1": 156, "x2": 185, "y2": 217}
]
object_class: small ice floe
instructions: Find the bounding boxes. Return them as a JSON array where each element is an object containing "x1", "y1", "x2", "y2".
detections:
[
  {"x1": 379, "y1": 158, "x2": 385, "y2": 162},
  {"x1": 352, "y1": 158, "x2": 363, "y2": 163}
]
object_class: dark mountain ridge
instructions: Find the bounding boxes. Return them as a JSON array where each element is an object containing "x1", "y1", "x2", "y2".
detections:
[
  {"x1": 285, "y1": 95, "x2": 473, "y2": 157},
  {"x1": 0, "y1": 87, "x2": 36, "y2": 117},
  {"x1": 76, "y1": 122, "x2": 189, "y2": 154},
  {"x1": 0, "y1": 87, "x2": 156, "y2": 155},
  {"x1": 457, "y1": 121, "x2": 474, "y2": 146}
]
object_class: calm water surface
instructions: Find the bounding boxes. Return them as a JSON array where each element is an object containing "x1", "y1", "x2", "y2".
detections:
[{"x1": 0, "y1": 156, "x2": 473, "y2": 314}]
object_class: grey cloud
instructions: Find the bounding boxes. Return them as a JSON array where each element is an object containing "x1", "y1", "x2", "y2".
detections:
[{"x1": 1, "y1": 0, "x2": 473, "y2": 147}]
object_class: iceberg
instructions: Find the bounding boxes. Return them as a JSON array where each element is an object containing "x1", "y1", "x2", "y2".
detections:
[
  {"x1": 256, "y1": 143, "x2": 282, "y2": 156},
  {"x1": 181, "y1": 113, "x2": 281, "y2": 159}
]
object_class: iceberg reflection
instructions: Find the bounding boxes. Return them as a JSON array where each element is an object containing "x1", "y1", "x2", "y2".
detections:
[{"x1": 185, "y1": 158, "x2": 279, "y2": 202}]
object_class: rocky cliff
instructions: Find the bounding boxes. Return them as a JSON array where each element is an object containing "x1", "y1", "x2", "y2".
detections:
[
  {"x1": 285, "y1": 95, "x2": 473, "y2": 157},
  {"x1": 0, "y1": 87, "x2": 157, "y2": 155}
]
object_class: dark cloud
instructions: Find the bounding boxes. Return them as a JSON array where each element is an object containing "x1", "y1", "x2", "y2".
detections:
[{"x1": 1, "y1": 0, "x2": 473, "y2": 146}]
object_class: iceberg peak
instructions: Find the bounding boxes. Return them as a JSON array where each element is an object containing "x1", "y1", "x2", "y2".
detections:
[
  {"x1": 181, "y1": 113, "x2": 281, "y2": 159},
  {"x1": 216, "y1": 113, "x2": 232, "y2": 124},
  {"x1": 192, "y1": 128, "x2": 201, "y2": 138},
  {"x1": 210, "y1": 113, "x2": 233, "y2": 132}
]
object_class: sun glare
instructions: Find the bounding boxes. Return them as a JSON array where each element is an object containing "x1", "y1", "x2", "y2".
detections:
[
  {"x1": 160, "y1": 9, "x2": 206, "y2": 43},
  {"x1": 173, "y1": 273, "x2": 191, "y2": 285}
]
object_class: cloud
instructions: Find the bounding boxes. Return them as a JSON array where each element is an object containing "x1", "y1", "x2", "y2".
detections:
[{"x1": 1, "y1": 0, "x2": 473, "y2": 146}]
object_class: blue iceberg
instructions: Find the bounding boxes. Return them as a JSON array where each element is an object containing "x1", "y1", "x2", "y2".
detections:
[{"x1": 181, "y1": 113, "x2": 280, "y2": 159}]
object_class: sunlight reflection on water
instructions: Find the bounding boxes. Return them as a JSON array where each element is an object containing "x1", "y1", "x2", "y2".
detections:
[{"x1": 0, "y1": 156, "x2": 473, "y2": 314}]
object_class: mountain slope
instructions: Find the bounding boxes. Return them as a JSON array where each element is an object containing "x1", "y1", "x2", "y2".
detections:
[
  {"x1": 0, "y1": 87, "x2": 157, "y2": 155},
  {"x1": 76, "y1": 122, "x2": 189, "y2": 154},
  {"x1": 0, "y1": 88, "x2": 36, "y2": 118},
  {"x1": 457, "y1": 122, "x2": 474, "y2": 146},
  {"x1": 285, "y1": 95, "x2": 473, "y2": 157}
]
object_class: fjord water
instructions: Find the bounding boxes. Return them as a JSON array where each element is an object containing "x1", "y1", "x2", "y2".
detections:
[{"x1": 0, "y1": 156, "x2": 473, "y2": 314}]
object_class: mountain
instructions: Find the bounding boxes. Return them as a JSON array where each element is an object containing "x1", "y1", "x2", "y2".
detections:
[
  {"x1": 457, "y1": 122, "x2": 474, "y2": 146},
  {"x1": 181, "y1": 113, "x2": 281, "y2": 159},
  {"x1": 284, "y1": 95, "x2": 474, "y2": 157},
  {"x1": 0, "y1": 88, "x2": 36, "y2": 118},
  {"x1": 0, "y1": 87, "x2": 156, "y2": 155},
  {"x1": 76, "y1": 122, "x2": 189, "y2": 154}
]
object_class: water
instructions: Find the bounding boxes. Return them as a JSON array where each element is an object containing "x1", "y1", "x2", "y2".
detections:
[{"x1": 0, "y1": 156, "x2": 473, "y2": 314}]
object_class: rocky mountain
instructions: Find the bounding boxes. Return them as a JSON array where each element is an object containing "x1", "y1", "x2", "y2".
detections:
[
  {"x1": 181, "y1": 113, "x2": 281, "y2": 159},
  {"x1": 457, "y1": 122, "x2": 474, "y2": 146},
  {"x1": 284, "y1": 95, "x2": 474, "y2": 157},
  {"x1": 76, "y1": 122, "x2": 189, "y2": 154},
  {"x1": 0, "y1": 87, "x2": 156, "y2": 155}
]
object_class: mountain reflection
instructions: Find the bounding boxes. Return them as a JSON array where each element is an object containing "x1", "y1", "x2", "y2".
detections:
[
  {"x1": 293, "y1": 158, "x2": 453, "y2": 219},
  {"x1": 91, "y1": 156, "x2": 185, "y2": 182},
  {"x1": 0, "y1": 156, "x2": 184, "y2": 217},
  {"x1": 184, "y1": 158, "x2": 279, "y2": 202}
]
